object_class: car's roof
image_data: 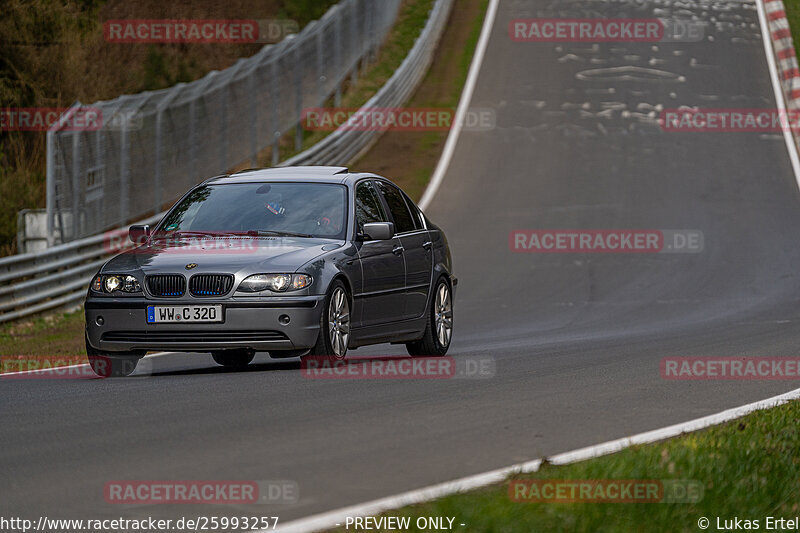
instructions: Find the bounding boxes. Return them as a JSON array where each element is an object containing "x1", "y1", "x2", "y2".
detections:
[{"x1": 204, "y1": 166, "x2": 377, "y2": 185}]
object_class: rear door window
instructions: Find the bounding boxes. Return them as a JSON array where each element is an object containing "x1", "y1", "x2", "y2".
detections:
[{"x1": 376, "y1": 180, "x2": 415, "y2": 234}]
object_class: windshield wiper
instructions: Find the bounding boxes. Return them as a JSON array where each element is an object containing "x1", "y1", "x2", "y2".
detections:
[
  {"x1": 158, "y1": 230, "x2": 243, "y2": 237},
  {"x1": 247, "y1": 230, "x2": 314, "y2": 238}
]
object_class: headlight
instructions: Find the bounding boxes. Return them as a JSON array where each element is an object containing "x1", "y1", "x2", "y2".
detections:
[
  {"x1": 92, "y1": 274, "x2": 141, "y2": 293},
  {"x1": 121, "y1": 275, "x2": 141, "y2": 293},
  {"x1": 104, "y1": 276, "x2": 122, "y2": 292},
  {"x1": 239, "y1": 273, "x2": 312, "y2": 292}
]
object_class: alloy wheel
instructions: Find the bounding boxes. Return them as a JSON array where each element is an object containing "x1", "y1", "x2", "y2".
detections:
[
  {"x1": 328, "y1": 287, "x2": 350, "y2": 357},
  {"x1": 435, "y1": 282, "x2": 452, "y2": 348}
]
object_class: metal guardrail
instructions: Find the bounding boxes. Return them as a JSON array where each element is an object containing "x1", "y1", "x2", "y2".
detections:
[
  {"x1": 283, "y1": 0, "x2": 453, "y2": 166},
  {"x1": 0, "y1": 0, "x2": 453, "y2": 324}
]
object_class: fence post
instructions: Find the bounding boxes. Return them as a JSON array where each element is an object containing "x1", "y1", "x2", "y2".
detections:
[
  {"x1": 120, "y1": 118, "x2": 129, "y2": 228},
  {"x1": 335, "y1": 11, "x2": 343, "y2": 107},
  {"x1": 220, "y1": 85, "x2": 228, "y2": 172},
  {"x1": 154, "y1": 110, "x2": 163, "y2": 214},
  {"x1": 317, "y1": 26, "x2": 325, "y2": 105},
  {"x1": 189, "y1": 97, "x2": 196, "y2": 187},
  {"x1": 271, "y1": 60, "x2": 280, "y2": 166},
  {"x1": 362, "y1": 0, "x2": 372, "y2": 75},
  {"x1": 71, "y1": 132, "x2": 80, "y2": 240},
  {"x1": 46, "y1": 131, "x2": 55, "y2": 248},
  {"x1": 249, "y1": 70, "x2": 258, "y2": 166},
  {"x1": 351, "y1": 0, "x2": 359, "y2": 87},
  {"x1": 294, "y1": 44, "x2": 303, "y2": 153},
  {"x1": 96, "y1": 127, "x2": 103, "y2": 231}
]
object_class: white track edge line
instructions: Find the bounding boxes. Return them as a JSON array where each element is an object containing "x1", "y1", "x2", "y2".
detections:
[
  {"x1": 269, "y1": 2, "x2": 800, "y2": 532},
  {"x1": 271, "y1": 387, "x2": 800, "y2": 533},
  {"x1": 756, "y1": 0, "x2": 800, "y2": 187},
  {"x1": 417, "y1": 0, "x2": 499, "y2": 211},
  {"x1": 270, "y1": 8, "x2": 800, "y2": 532}
]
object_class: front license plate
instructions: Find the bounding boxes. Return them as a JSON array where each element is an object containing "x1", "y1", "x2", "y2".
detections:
[{"x1": 147, "y1": 305, "x2": 223, "y2": 323}]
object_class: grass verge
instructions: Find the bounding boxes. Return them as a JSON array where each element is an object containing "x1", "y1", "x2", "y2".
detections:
[
  {"x1": 0, "y1": 308, "x2": 87, "y2": 373},
  {"x1": 354, "y1": 0, "x2": 489, "y2": 201},
  {"x1": 786, "y1": 0, "x2": 800, "y2": 47},
  {"x1": 249, "y1": 0, "x2": 437, "y2": 167},
  {"x1": 331, "y1": 400, "x2": 800, "y2": 532}
]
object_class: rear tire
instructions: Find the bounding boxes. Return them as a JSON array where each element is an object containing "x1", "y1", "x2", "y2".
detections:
[
  {"x1": 301, "y1": 280, "x2": 350, "y2": 365},
  {"x1": 406, "y1": 277, "x2": 453, "y2": 357},
  {"x1": 85, "y1": 334, "x2": 142, "y2": 377},
  {"x1": 212, "y1": 350, "x2": 255, "y2": 369}
]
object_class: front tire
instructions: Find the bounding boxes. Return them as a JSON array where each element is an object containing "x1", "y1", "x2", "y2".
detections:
[
  {"x1": 302, "y1": 280, "x2": 350, "y2": 364},
  {"x1": 212, "y1": 350, "x2": 255, "y2": 369},
  {"x1": 406, "y1": 277, "x2": 453, "y2": 356},
  {"x1": 85, "y1": 334, "x2": 142, "y2": 377}
]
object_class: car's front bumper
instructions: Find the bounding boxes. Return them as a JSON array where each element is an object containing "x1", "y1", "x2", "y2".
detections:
[{"x1": 85, "y1": 295, "x2": 324, "y2": 353}]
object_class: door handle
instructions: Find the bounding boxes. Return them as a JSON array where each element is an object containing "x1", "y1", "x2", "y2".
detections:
[
  {"x1": 422, "y1": 241, "x2": 432, "y2": 251},
  {"x1": 392, "y1": 245, "x2": 405, "y2": 255}
]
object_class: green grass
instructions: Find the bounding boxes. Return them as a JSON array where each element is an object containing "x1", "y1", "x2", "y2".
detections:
[
  {"x1": 354, "y1": 0, "x2": 489, "y2": 200},
  {"x1": 0, "y1": 308, "x2": 87, "y2": 361},
  {"x1": 786, "y1": 0, "x2": 800, "y2": 46},
  {"x1": 270, "y1": 0, "x2": 437, "y2": 163},
  {"x1": 407, "y1": 0, "x2": 488, "y2": 200},
  {"x1": 331, "y1": 400, "x2": 800, "y2": 532}
]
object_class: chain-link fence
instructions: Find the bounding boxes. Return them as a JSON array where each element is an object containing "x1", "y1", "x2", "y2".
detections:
[
  {"x1": 2, "y1": 0, "x2": 452, "y2": 324},
  {"x1": 45, "y1": 0, "x2": 401, "y2": 245}
]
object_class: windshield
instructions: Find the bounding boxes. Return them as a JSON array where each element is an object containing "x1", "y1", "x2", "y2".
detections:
[{"x1": 156, "y1": 182, "x2": 348, "y2": 239}]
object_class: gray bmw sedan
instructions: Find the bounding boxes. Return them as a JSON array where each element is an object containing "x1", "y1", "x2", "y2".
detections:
[{"x1": 84, "y1": 166, "x2": 456, "y2": 376}]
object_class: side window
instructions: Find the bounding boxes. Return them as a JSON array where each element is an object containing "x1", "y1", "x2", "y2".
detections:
[
  {"x1": 403, "y1": 192, "x2": 424, "y2": 230},
  {"x1": 355, "y1": 180, "x2": 386, "y2": 232},
  {"x1": 376, "y1": 181, "x2": 415, "y2": 234}
]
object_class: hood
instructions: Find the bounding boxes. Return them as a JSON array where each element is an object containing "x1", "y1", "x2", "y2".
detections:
[{"x1": 102, "y1": 236, "x2": 340, "y2": 275}]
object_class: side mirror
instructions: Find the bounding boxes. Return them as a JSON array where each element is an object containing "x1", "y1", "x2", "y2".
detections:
[
  {"x1": 129, "y1": 224, "x2": 150, "y2": 244},
  {"x1": 362, "y1": 222, "x2": 394, "y2": 241}
]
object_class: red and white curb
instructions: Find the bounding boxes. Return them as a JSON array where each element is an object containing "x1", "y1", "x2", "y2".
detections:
[
  {"x1": 757, "y1": 0, "x2": 800, "y2": 182},
  {"x1": 764, "y1": 0, "x2": 800, "y2": 107},
  {"x1": 262, "y1": 2, "x2": 800, "y2": 531}
]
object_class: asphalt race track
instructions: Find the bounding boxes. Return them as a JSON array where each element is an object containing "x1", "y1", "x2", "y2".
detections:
[{"x1": 4, "y1": 0, "x2": 800, "y2": 527}]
